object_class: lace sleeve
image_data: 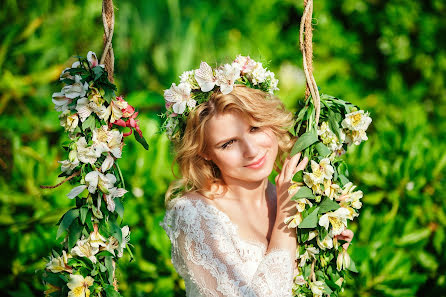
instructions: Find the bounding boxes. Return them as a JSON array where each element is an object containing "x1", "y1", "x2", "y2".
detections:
[{"x1": 160, "y1": 197, "x2": 294, "y2": 297}]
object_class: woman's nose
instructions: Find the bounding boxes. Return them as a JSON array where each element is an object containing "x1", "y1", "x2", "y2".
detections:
[{"x1": 242, "y1": 137, "x2": 259, "y2": 158}]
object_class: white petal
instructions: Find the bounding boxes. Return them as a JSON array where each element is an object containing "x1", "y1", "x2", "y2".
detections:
[
  {"x1": 319, "y1": 214, "x2": 329, "y2": 230},
  {"x1": 195, "y1": 62, "x2": 215, "y2": 92},
  {"x1": 173, "y1": 101, "x2": 186, "y2": 114},
  {"x1": 101, "y1": 154, "x2": 114, "y2": 172},
  {"x1": 67, "y1": 185, "x2": 87, "y2": 199}
]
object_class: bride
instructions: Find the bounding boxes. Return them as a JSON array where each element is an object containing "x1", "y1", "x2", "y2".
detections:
[{"x1": 160, "y1": 57, "x2": 353, "y2": 296}]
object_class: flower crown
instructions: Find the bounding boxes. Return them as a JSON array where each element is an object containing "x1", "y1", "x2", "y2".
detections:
[{"x1": 160, "y1": 55, "x2": 279, "y2": 141}]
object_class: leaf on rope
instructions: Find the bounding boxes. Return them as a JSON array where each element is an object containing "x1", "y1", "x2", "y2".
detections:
[
  {"x1": 82, "y1": 115, "x2": 96, "y2": 132},
  {"x1": 80, "y1": 205, "x2": 89, "y2": 224},
  {"x1": 315, "y1": 142, "x2": 331, "y2": 157},
  {"x1": 291, "y1": 186, "x2": 315, "y2": 200},
  {"x1": 337, "y1": 161, "x2": 349, "y2": 177},
  {"x1": 102, "y1": 86, "x2": 115, "y2": 104},
  {"x1": 347, "y1": 258, "x2": 359, "y2": 273},
  {"x1": 291, "y1": 130, "x2": 318, "y2": 156},
  {"x1": 56, "y1": 208, "x2": 79, "y2": 239},
  {"x1": 109, "y1": 221, "x2": 123, "y2": 246},
  {"x1": 318, "y1": 197, "x2": 341, "y2": 214},
  {"x1": 299, "y1": 207, "x2": 320, "y2": 229},
  {"x1": 104, "y1": 257, "x2": 115, "y2": 285},
  {"x1": 327, "y1": 108, "x2": 342, "y2": 140},
  {"x1": 114, "y1": 197, "x2": 124, "y2": 219},
  {"x1": 134, "y1": 129, "x2": 149, "y2": 150},
  {"x1": 104, "y1": 284, "x2": 122, "y2": 297},
  {"x1": 338, "y1": 174, "x2": 350, "y2": 186},
  {"x1": 96, "y1": 250, "x2": 115, "y2": 258},
  {"x1": 92, "y1": 66, "x2": 105, "y2": 81}
]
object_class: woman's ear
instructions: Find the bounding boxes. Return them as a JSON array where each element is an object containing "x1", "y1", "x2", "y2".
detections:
[{"x1": 199, "y1": 152, "x2": 210, "y2": 161}]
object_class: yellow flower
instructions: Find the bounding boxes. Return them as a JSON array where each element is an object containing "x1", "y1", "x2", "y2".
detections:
[
  {"x1": 295, "y1": 198, "x2": 313, "y2": 213},
  {"x1": 71, "y1": 238, "x2": 99, "y2": 264},
  {"x1": 309, "y1": 280, "x2": 325, "y2": 297},
  {"x1": 67, "y1": 274, "x2": 94, "y2": 297},
  {"x1": 284, "y1": 212, "x2": 302, "y2": 229},
  {"x1": 324, "y1": 179, "x2": 340, "y2": 200},
  {"x1": 318, "y1": 207, "x2": 350, "y2": 236}
]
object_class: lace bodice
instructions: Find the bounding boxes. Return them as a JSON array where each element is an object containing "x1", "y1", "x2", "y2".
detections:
[{"x1": 160, "y1": 196, "x2": 294, "y2": 297}]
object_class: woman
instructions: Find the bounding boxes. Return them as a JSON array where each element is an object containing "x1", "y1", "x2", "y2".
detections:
[{"x1": 160, "y1": 57, "x2": 352, "y2": 297}]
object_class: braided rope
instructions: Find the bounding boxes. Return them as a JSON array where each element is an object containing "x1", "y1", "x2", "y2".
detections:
[
  {"x1": 100, "y1": 0, "x2": 115, "y2": 83},
  {"x1": 300, "y1": 0, "x2": 321, "y2": 126}
]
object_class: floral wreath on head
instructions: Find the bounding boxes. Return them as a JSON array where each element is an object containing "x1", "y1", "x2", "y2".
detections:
[{"x1": 160, "y1": 55, "x2": 279, "y2": 142}]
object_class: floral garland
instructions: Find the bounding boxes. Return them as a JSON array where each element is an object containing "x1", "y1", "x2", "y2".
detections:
[
  {"x1": 42, "y1": 51, "x2": 148, "y2": 297},
  {"x1": 160, "y1": 55, "x2": 279, "y2": 142},
  {"x1": 286, "y1": 94, "x2": 372, "y2": 296}
]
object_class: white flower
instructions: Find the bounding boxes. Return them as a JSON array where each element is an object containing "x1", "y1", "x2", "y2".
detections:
[
  {"x1": 179, "y1": 70, "x2": 199, "y2": 89},
  {"x1": 284, "y1": 212, "x2": 302, "y2": 228},
  {"x1": 106, "y1": 99, "x2": 125, "y2": 123},
  {"x1": 163, "y1": 82, "x2": 195, "y2": 114},
  {"x1": 46, "y1": 250, "x2": 72, "y2": 273},
  {"x1": 67, "y1": 274, "x2": 94, "y2": 297},
  {"x1": 338, "y1": 182, "x2": 363, "y2": 210},
  {"x1": 75, "y1": 97, "x2": 109, "y2": 122},
  {"x1": 298, "y1": 246, "x2": 319, "y2": 267},
  {"x1": 251, "y1": 63, "x2": 267, "y2": 85},
  {"x1": 67, "y1": 185, "x2": 87, "y2": 199},
  {"x1": 62, "y1": 75, "x2": 88, "y2": 99},
  {"x1": 323, "y1": 179, "x2": 340, "y2": 200},
  {"x1": 107, "y1": 129, "x2": 123, "y2": 158},
  {"x1": 101, "y1": 154, "x2": 114, "y2": 172},
  {"x1": 116, "y1": 226, "x2": 130, "y2": 257},
  {"x1": 309, "y1": 280, "x2": 325, "y2": 297},
  {"x1": 319, "y1": 207, "x2": 351, "y2": 236},
  {"x1": 317, "y1": 234, "x2": 333, "y2": 250},
  {"x1": 59, "y1": 110, "x2": 79, "y2": 132},
  {"x1": 336, "y1": 249, "x2": 351, "y2": 271},
  {"x1": 194, "y1": 62, "x2": 216, "y2": 92},
  {"x1": 295, "y1": 198, "x2": 313, "y2": 213},
  {"x1": 87, "y1": 51, "x2": 104, "y2": 68},
  {"x1": 85, "y1": 170, "x2": 116, "y2": 194},
  {"x1": 341, "y1": 110, "x2": 372, "y2": 132},
  {"x1": 70, "y1": 238, "x2": 99, "y2": 263},
  {"x1": 265, "y1": 70, "x2": 279, "y2": 93},
  {"x1": 345, "y1": 129, "x2": 368, "y2": 145},
  {"x1": 317, "y1": 121, "x2": 345, "y2": 151},
  {"x1": 294, "y1": 270, "x2": 306, "y2": 286},
  {"x1": 215, "y1": 63, "x2": 241, "y2": 94},
  {"x1": 233, "y1": 55, "x2": 257, "y2": 74},
  {"x1": 76, "y1": 137, "x2": 104, "y2": 164},
  {"x1": 304, "y1": 158, "x2": 334, "y2": 185},
  {"x1": 303, "y1": 174, "x2": 324, "y2": 195},
  {"x1": 88, "y1": 230, "x2": 107, "y2": 248},
  {"x1": 59, "y1": 158, "x2": 80, "y2": 174},
  {"x1": 52, "y1": 92, "x2": 72, "y2": 112},
  {"x1": 105, "y1": 187, "x2": 127, "y2": 212}
]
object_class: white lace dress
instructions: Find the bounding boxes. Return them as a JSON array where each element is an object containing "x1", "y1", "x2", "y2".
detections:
[{"x1": 160, "y1": 196, "x2": 294, "y2": 297}]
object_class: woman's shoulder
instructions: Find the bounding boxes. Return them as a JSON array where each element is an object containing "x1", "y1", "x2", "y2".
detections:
[{"x1": 165, "y1": 191, "x2": 211, "y2": 211}]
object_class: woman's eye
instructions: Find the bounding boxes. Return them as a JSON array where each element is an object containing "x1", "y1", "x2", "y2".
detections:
[
  {"x1": 250, "y1": 126, "x2": 260, "y2": 132},
  {"x1": 221, "y1": 140, "x2": 235, "y2": 149}
]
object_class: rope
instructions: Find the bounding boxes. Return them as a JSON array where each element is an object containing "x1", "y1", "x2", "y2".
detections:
[
  {"x1": 39, "y1": 170, "x2": 81, "y2": 189},
  {"x1": 100, "y1": 0, "x2": 115, "y2": 83},
  {"x1": 300, "y1": 0, "x2": 321, "y2": 125}
]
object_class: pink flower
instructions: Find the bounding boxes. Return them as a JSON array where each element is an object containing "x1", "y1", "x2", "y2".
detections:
[
  {"x1": 112, "y1": 112, "x2": 143, "y2": 138},
  {"x1": 116, "y1": 96, "x2": 135, "y2": 118}
]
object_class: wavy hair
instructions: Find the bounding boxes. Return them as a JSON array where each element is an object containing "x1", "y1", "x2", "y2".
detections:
[{"x1": 165, "y1": 85, "x2": 295, "y2": 204}]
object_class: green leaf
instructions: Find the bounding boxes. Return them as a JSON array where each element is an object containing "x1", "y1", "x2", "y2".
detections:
[
  {"x1": 291, "y1": 186, "x2": 315, "y2": 200},
  {"x1": 68, "y1": 219, "x2": 83, "y2": 249},
  {"x1": 114, "y1": 197, "x2": 124, "y2": 219},
  {"x1": 110, "y1": 221, "x2": 123, "y2": 246},
  {"x1": 315, "y1": 142, "x2": 331, "y2": 157},
  {"x1": 96, "y1": 250, "x2": 115, "y2": 257},
  {"x1": 103, "y1": 87, "x2": 115, "y2": 103},
  {"x1": 57, "y1": 208, "x2": 79, "y2": 239},
  {"x1": 318, "y1": 197, "x2": 341, "y2": 213},
  {"x1": 396, "y1": 228, "x2": 431, "y2": 246},
  {"x1": 80, "y1": 205, "x2": 88, "y2": 224},
  {"x1": 291, "y1": 130, "x2": 318, "y2": 156},
  {"x1": 327, "y1": 108, "x2": 342, "y2": 140},
  {"x1": 92, "y1": 66, "x2": 104, "y2": 80},
  {"x1": 104, "y1": 256, "x2": 114, "y2": 285},
  {"x1": 134, "y1": 129, "x2": 149, "y2": 150},
  {"x1": 104, "y1": 284, "x2": 121, "y2": 297},
  {"x1": 299, "y1": 207, "x2": 320, "y2": 229},
  {"x1": 82, "y1": 115, "x2": 96, "y2": 132},
  {"x1": 338, "y1": 174, "x2": 350, "y2": 186},
  {"x1": 347, "y1": 257, "x2": 358, "y2": 273}
]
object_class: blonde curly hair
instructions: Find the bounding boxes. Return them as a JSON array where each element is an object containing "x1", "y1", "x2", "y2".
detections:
[{"x1": 165, "y1": 85, "x2": 295, "y2": 204}]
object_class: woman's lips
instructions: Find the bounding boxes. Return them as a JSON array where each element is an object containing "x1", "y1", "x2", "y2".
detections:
[{"x1": 245, "y1": 154, "x2": 267, "y2": 169}]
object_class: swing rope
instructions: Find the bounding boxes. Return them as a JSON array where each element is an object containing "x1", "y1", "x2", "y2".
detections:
[
  {"x1": 300, "y1": 0, "x2": 321, "y2": 126},
  {"x1": 100, "y1": 0, "x2": 115, "y2": 83}
]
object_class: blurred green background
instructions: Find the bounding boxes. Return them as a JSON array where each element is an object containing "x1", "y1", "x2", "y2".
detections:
[{"x1": 1, "y1": 0, "x2": 445, "y2": 296}]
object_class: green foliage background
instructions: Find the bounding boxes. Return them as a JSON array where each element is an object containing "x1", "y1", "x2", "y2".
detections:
[{"x1": 1, "y1": 0, "x2": 445, "y2": 296}]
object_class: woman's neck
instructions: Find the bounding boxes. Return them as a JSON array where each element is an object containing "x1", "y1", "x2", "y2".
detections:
[{"x1": 220, "y1": 176, "x2": 272, "y2": 207}]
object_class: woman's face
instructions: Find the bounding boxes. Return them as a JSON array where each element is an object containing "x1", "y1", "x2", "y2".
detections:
[{"x1": 204, "y1": 111, "x2": 278, "y2": 185}]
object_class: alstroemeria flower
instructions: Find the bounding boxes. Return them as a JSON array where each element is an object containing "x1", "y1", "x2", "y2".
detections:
[
  {"x1": 88, "y1": 228, "x2": 107, "y2": 248},
  {"x1": 194, "y1": 62, "x2": 216, "y2": 92},
  {"x1": 250, "y1": 63, "x2": 267, "y2": 85},
  {"x1": 303, "y1": 174, "x2": 324, "y2": 195},
  {"x1": 309, "y1": 280, "x2": 325, "y2": 297},
  {"x1": 87, "y1": 51, "x2": 105, "y2": 68},
  {"x1": 76, "y1": 137, "x2": 106, "y2": 164},
  {"x1": 62, "y1": 75, "x2": 88, "y2": 99},
  {"x1": 164, "y1": 82, "x2": 195, "y2": 114},
  {"x1": 341, "y1": 110, "x2": 372, "y2": 132},
  {"x1": 52, "y1": 92, "x2": 72, "y2": 112},
  {"x1": 345, "y1": 129, "x2": 368, "y2": 146},
  {"x1": 317, "y1": 234, "x2": 334, "y2": 250},
  {"x1": 107, "y1": 128, "x2": 123, "y2": 158},
  {"x1": 304, "y1": 158, "x2": 334, "y2": 185},
  {"x1": 319, "y1": 207, "x2": 351, "y2": 236},
  {"x1": 284, "y1": 212, "x2": 302, "y2": 228},
  {"x1": 318, "y1": 121, "x2": 345, "y2": 151},
  {"x1": 180, "y1": 70, "x2": 200, "y2": 89},
  {"x1": 324, "y1": 179, "x2": 341, "y2": 200},
  {"x1": 67, "y1": 274, "x2": 94, "y2": 297},
  {"x1": 45, "y1": 250, "x2": 72, "y2": 273},
  {"x1": 113, "y1": 111, "x2": 143, "y2": 138},
  {"x1": 59, "y1": 157, "x2": 80, "y2": 174},
  {"x1": 264, "y1": 70, "x2": 279, "y2": 93},
  {"x1": 295, "y1": 198, "x2": 313, "y2": 213},
  {"x1": 215, "y1": 63, "x2": 241, "y2": 94},
  {"x1": 337, "y1": 182, "x2": 363, "y2": 210},
  {"x1": 70, "y1": 237, "x2": 99, "y2": 263},
  {"x1": 298, "y1": 246, "x2": 319, "y2": 267},
  {"x1": 116, "y1": 225, "x2": 130, "y2": 257},
  {"x1": 336, "y1": 249, "x2": 351, "y2": 271},
  {"x1": 58, "y1": 110, "x2": 79, "y2": 132},
  {"x1": 233, "y1": 55, "x2": 257, "y2": 75},
  {"x1": 85, "y1": 170, "x2": 116, "y2": 194},
  {"x1": 104, "y1": 187, "x2": 127, "y2": 212}
]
